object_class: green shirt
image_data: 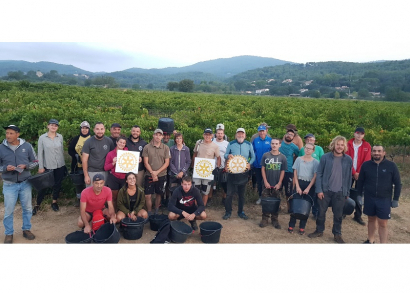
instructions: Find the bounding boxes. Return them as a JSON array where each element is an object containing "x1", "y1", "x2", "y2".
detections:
[{"x1": 299, "y1": 145, "x2": 325, "y2": 161}]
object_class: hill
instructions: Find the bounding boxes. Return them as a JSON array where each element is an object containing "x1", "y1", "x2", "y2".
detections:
[{"x1": 0, "y1": 60, "x2": 92, "y2": 76}]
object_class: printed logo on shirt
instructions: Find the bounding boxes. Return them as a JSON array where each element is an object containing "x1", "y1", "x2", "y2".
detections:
[
  {"x1": 22, "y1": 148, "x2": 26, "y2": 152},
  {"x1": 382, "y1": 169, "x2": 386, "y2": 172},
  {"x1": 139, "y1": 146, "x2": 143, "y2": 151},
  {"x1": 179, "y1": 196, "x2": 195, "y2": 207},
  {"x1": 265, "y1": 157, "x2": 282, "y2": 170},
  {"x1": 103, "y1": 145, "x2": 108, "y2": 150}
]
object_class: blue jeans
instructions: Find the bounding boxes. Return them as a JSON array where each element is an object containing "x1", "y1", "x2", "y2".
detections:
[{"x1": 3, "y1": 180, "x2": 33, "y2": 235}]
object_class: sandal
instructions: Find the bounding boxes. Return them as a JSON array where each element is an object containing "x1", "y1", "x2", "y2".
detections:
[
  {"x1": 288, "y1": 227, "x2": 293, "y2": 234},
  {"x1": 299, "y1": 228, "x2": 305, "y2": 235}
]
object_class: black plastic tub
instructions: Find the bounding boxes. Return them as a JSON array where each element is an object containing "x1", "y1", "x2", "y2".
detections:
[
  {"x1": 120, "y1": 217, "x2": 145, "y2": 240},
  {"x1": 199, "y1": 221, "x2": 223, "y2": 244}
]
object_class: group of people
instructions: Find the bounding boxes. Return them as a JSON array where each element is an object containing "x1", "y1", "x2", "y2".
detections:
[{"x1": 0, "y1": 119, "x2": 402, "y2": 244}]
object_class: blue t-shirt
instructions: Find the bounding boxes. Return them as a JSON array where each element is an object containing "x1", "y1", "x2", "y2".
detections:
[
  {"x1": 252, "y1": 136, "x2": 272, "y2": 168},
  {"x1": 279, "y1": 142, "x2": 299, "y2": 173}
]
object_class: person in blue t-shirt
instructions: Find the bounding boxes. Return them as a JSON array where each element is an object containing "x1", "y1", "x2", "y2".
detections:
[{"x1": 279, "y1": 129, "x2": 299, "y2": 212}]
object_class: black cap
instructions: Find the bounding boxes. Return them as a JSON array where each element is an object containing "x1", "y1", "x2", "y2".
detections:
[
  {"x1": 111, "y1": 123, "x2": 121, "y2": 128},
  {"x1": 48, "y1": 119, "x2": 59, "y2": 126},
  {"x1": 3, "y1": 125, "x2": 20, "y2": 132},
  {"x1": 304, "y1": 133, "x2": 315, "y2": 139},
  {"x1": 204, "y1": 128, "x2": 213, "y2": 134},
  {"x1": 355, "y1": 127, "x2": 365, "y2": 134},
  {"x1": 93, "y1": 173, "x2": 105, "y2": 181}
]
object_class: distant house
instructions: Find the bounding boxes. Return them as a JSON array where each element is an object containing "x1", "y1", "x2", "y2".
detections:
[
  {"x1": 299, "y1": 89, "x2": 308, "y2": 93},
  {"x1": 289, "y1": 94, "x2": 301, "y2": 97},
  {"x1": 256, "y1": 89, "x2": 270, "y2": 94},
  {"x1": 245, "y1": 91, "x2": 252, "y2": 94},
  {"x1": 36, "y1": 71, "x2": 43, "y2": 77},
  {"x1": 267, "y1": 79, "x2": 275, "y2": 83},
  {"x1": 370, "y1": 92, "x2": 381, "y2": 96},
  {"x1": 304, "y1": 80, "x2": 313, "y2": 86},
  {"x1": 282, "y1": 79, "x2": 292, "y2": 83}
]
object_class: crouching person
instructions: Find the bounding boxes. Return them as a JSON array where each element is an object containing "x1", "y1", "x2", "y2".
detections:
[
  {"x1": 77, "y1": 174, "x2": 117, "y2": 233},
  {"x1": 116, "y1": 172, "x2": 148, "y2": 221},
  {"x1": 168, "y1": 176, "x2": 207, "y2": 231}
]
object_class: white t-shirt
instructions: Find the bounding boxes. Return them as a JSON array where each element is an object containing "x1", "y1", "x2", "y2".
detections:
[
  {"x1": 353, "y1": 141, "x2": 362, "y2": 172},
  {"x1": 213, "y1": 139, "x2": 229, "y2": 168}
]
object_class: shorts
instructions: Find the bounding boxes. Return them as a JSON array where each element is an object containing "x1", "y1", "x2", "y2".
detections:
[
  {"x1": 144, "y1": 175, "x2": 166, "y2": 196},
  {"x1": 85, "y1": 209, "x2": 107, "y2": 219},
  {"x1": 193, "y1": 178, "x2": 212, "y2": 195},
  {"x1": 106, "y1": 172, "x2": 126, "y2": 191},
  {"x1": 363, "y1": 196, "x2": 391, "y2": 220}
]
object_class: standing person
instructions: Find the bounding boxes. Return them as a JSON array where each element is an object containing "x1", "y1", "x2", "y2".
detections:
[
  {"x1": 82, "y1": 122, "x2": 115, "y2": 187},
  {"x1": 279, "y1": 129, "x2": 300, "y2": 212},
  {"x1": 33, "y1": 119, "x2": 66, "y2": 214},
  {"x1": 356, "y1": 145, "x2": 401, "y2": 244},
  {"x1": 346, "y1": 127, "x2": 371, "y2": 226},
  {"x1": 252, "y1": 124, "x2": 272, "y2": 205},
  {"x1": 298, "y1": 133, "x2": 324, "y2": 218},
  {"x1": 77, "y1": 174, "x2": 117, "y2": 234},
  {"x1": 162, "y1": 131, "x2": 175, "y2": 148},
  {"x1": 116, "y1": 172, "x2": 148, "y2": 222},
  {"x1": 223, "y1": 128, "x2": 255, "y2": 220},
  {"x1": 250, "y1": 122, "x2": 271, "y2": 143},
  {"x1": 1, "y1": 125, "x2": 38, "y2": 243},
  {"x1": 104, "y1": 136, "x2": 128, "y2": 212},
  {"x1": 259, "y1": 138, "x2": 286, "y2": 228},
  {"x1": 283, "y1": 124, "x2": 303, "y2": 150},
  {"x1": 68, "y1": 121, "x2": 91, "y2": 207},
  {"x1": 142, "y1": 129, "x2": 170, "y2": 215},
  {"x1": 191, "y1": 128, "x2": 221, "y2": 206},
  {"x1": 125, "y1": 125, "x2": 147, "y2": 188},
  {"x1": 169, "y1": 133, "x2": 191, "y2": 187},
  {"x1": 168, "y1": 176, "x2": 207, "y2": 231},
  {"x1": 109, "y1": 123, "x2": 122, "y2": 146},
  {"x1": 211, "y1": 126, "x2": 229, "y2": 205},
  {"x1": 214, "y1": 123, "x2": 229, "y2": 141},
  {"x1": 289, "y1": 143, "x2": 319, "y2": 235},
  {"x1": 308, "y1": 136, "x2": 352, "y2": 244}
]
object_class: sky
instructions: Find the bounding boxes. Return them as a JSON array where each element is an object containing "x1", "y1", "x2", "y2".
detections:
[{"x1": 1, "y1": 0, "x2": 409, "y2": 72}]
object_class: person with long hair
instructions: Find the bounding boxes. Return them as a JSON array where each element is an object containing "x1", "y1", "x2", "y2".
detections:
[
  {"x1": 169, "y1": 132, "x2": 191, "y2": 187},
  {"x1": 104, "y1": 136, "x2": 128, "y2": 211},
  {"x1": 33, "y1": 119, "x2": 66, "y2": 215},
  {"x1": 116, "y1": 172, "x2": 148, "y2": 221}
]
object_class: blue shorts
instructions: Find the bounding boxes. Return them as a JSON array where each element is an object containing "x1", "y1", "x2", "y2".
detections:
[{"x1": 363, "y1": 196, "x2": 391, "y2": 220}]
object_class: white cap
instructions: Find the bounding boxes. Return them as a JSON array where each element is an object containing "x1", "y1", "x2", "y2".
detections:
[
  {"x1": 80, "y1": 121, "x2": 90, "y2": 128},
  {"x1": 236, "y1": 128, "x2": 246, "y2": 133},
  {"x1": 216, "y1": 123, "x2": 224, "y2": 130}
]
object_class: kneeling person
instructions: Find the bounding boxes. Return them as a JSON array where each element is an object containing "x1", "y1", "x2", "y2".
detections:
[
  {"x1": 168, "y1": 176, "x2": 207, "y2": 231},
  {"x1": 77, "y1": 174, "x2": 117, "y2": 233}
]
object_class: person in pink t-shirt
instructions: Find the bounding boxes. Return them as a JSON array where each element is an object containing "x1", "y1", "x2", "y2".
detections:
[{"x1": 77, "y1": 173, "x2": 116, "y2": 233}]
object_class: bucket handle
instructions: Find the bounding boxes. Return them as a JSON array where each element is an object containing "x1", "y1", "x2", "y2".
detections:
[
  {"x1": 288, "y1": 193, "x2": 314, "y2": 206},
  {"x1": 201, "y1": 229, "x2": 221, "y2": 237}
]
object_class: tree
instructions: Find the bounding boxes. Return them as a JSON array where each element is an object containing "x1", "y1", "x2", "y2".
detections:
[
  {"x1": 178, "y1": 79, "x2": 194, "y2": 92},
  {"x1": 132, "y1": 84, "x2": 141, "y2": 90},
  {"x1": 166, "y1": 81, "x2": 179, "y2": 91},
  {"x1": 234, "y1": 80, "x2": 247, "y2": 91},
  {"x1": 147, "y1": 83, "x2": 154, "y2": 89}
]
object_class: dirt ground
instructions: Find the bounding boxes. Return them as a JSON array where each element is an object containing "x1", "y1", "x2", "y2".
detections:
[{"x1": 1, "y1": 185, "x2": 409, "y2": 244}]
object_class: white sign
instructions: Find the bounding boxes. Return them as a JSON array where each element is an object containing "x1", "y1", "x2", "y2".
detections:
[
  {"x1": 115, "y1": 150, "x2": 140, "y2": 174},
  {"x1": 193, "y1": 157, "x2": 215, "y2": 180}
]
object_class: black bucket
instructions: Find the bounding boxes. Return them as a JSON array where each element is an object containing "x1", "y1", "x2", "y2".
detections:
[
  {"x1": 290, "y1": 198, "x2": 312, "y2": 220},
  {"x1": 149, "y1": 214, "x2": 169, "y2": 231},
  {"x1": 261, "y1": 197, "x2": 281, "y2": 214},
  {"x1": 27, "y1": 170, "x2": 55, "y2": 191},
  {"x1": 69, "y1": 171, "x2": 84, "y2": 185},
  {"x1": 93, "y1": 223, "x2": 120, "y2": 243},
  {"x1": 199, "y1": 221, "x2": 223, "y2": 244},
  {"x1": 158, "y1": 117, "x2": 174, "y2": 134},
  {"x1": 65, "y1": 231, "x2": 93, "y2": 244},
  {"x1": 343, "y1": 197, "x2": 355, "y2": 215},
  {"x1": 121, "y1": 217, "x2": 145, "y2": 240},
  {"x1": 169, "y1": 221, "x2": 192, "y2": 243}
]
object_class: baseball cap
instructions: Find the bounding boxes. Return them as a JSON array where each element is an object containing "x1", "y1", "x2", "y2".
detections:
[
  {"x1": 216, "y1": 123, "x2": 224, "y2": 130},
  {"x1": 258, "y1": 125, "x2": 267, "y2": 131},
  {"x1": 3, "y1": 125, "x2": 20, "y2": 132},
  {"x1": 111, "y1": 123, "x2": 121, "y2": 129},
  {"x1": 48, "y1": 119, "x2": 59, "y2": 126},
  {"x1": 259, "y1": 122, "x2": 271, "y2": 129},
  {"x1": 93, "y1": 173, "x2": 105, "y2": 181},
  {"x1": 355, "y1": 127, "x2": 365, "y2": 134},
  {"x1": 154, "y1": 129, "x2": 163, "y2": 135},
  {"x1": 286, "y1": 124, "x2": 298, "y2": 131},
  {"x1": 80, "y1": 121, "x2": 90, "y2": 128},
  {"x1": 236, "y1": 128, "x2": 246, "y2": 133},
  {"x1": 304, "y1": 133, "x2": 315, "y2": 139},
  {"x1": 204, "y1": 128, "x2": 213, "y2": 134},
  {"x1": 286, "y1": 128, "x2": 295, "y2": 134}
]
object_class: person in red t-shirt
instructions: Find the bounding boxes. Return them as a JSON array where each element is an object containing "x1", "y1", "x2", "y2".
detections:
[
  {"x1": 77, "y1": 173, "x2": 117, "y2": 233},
  {"x1": 346, "y1": 127, "x2": 371, "y2": 226}
]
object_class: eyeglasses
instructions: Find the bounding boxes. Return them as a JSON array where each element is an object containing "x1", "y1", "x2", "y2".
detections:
[{"x1": 305, "y1": 147, "x2": 314, "y2": 151}]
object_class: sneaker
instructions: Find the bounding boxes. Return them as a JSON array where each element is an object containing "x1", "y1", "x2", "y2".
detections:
[
  {"x1": 32, "y1": 205, "x2": 40, "y2": 216},
  {"x1": 255, "y1": 198, "x2": 261, "y2": 205},
  {"x1": 190, "y1": 220, "x2": 198, "y2": 231},
  {"x1": 51, "y1": 202, "x2": 59, "y2": 212},
  {"x1": 288, "y1": 227, "x2": 294, "y2": 234},
  {"x1": 23, "y1": 230, "x2": 35, "y2": 240},
  {"x1": 272, "y1": 221, "x2": 281, "y2": 229},
  {"x1": 74, "y1": 198, "x2": 80, "y2": 207},
  {"x1": 206, "y1": 200, "x2": 212, "y2": 207},
  {"x1": 222, "y1": 212, "x2": 231, "y2": 220},
  {"x1": 363, "y1": 239, "x2": 374, "y2": 244},
  {"x1": 4, "y1": 235, "x2": 13, "y2": 244},
  {"x1": 238, "y1": 212, "x2": 249, "y2": 220},
  {"x1": 353, "y1": 217, "x2": 366, "y2": 226},
  {"x1": 299, "y1": 228, "x2": 305, "y2": 235},
  {"x1": 334, "y1": 235, "x2": 345, "y2": 243},
  {"x1": 308, "y1": 230, "x2": 323, "y2": 238}
]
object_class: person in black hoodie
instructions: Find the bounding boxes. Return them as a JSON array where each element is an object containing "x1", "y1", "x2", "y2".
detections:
[
  {"x1": 167, "y1": 176, "x2": 207, "y2": 231},
  {"x1": 356, "y1": 145, "x2": 401, "y2": 243},
  {"x1": 68, "y1": 121, "x2": 91, "y2": 207}
]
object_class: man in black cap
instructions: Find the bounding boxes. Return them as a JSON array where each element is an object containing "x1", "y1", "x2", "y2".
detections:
[
  {"x1": 0, "y1": 125, "x2": 38, "y2": 243},
  {"x1": 109, "y1": 123, "x2": 122, "y2": 146}
]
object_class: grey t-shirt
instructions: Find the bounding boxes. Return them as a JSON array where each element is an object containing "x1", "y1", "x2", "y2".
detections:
[
  {"x1": 82, "y1": 136, "x2": 114, "y2": 172},
  {"x1": 329, "y1": 156, "x2": 343, "y2": 192},
  {"x1": 292, "y1": 157, "x2": 319, "y2": 181},
  {"x1": 261, "y1": 152, "x2": 287, "y2": 186}
]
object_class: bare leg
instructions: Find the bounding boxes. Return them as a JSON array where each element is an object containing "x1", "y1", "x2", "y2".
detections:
[
  {"x1": 377, "y1": 218, "x2": 388, "y2": 243},
  {"x1": 145, "y1": 194, "x2": 152, "y2": 212},
  {"x1": 202, "y1": 194, "x2": 209, "y2": 206},
  {"x1": 155, "y1": 193, "x2": 162, "y2": 210},
  {"x1": 367, "y1": 215, "x2": 377, "y2": 243}
]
